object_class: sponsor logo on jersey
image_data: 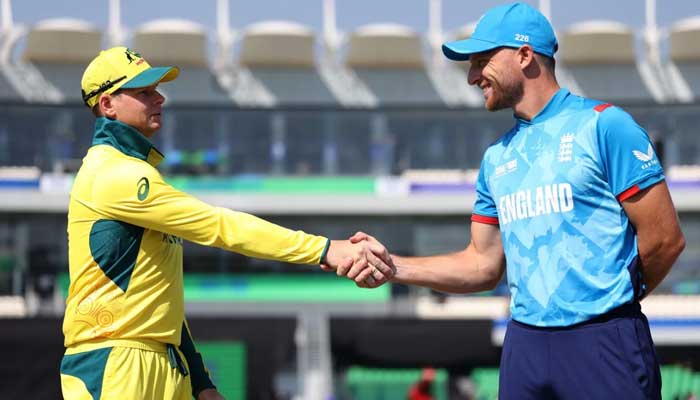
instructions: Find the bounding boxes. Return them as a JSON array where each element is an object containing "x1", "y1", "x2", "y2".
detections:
[
  {"x1": 137, "y1": 177, "x2": 149, "y2": 201},
  {"x1": 633, "y1": 143, "x2": 659, "y2": 170},
  {"x1": 498, "y1": 183, "x2": 574, "y2": 225},
  {"x1": 495, "y1": 159, "x2": 518, "y2": 178}
]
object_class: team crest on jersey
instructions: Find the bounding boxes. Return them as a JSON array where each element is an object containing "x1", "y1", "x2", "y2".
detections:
[
  {"x1": 633, "y1": 144, "x2": 658, "y2": 170},
  {"x1": 557, "y1": 133, "x2": 575, "y2": 162}
]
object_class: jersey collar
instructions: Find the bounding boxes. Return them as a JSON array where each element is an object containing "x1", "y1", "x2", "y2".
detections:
[
  {"x1": 92, "y1": 117, "x2": 164, "y2": 167},
  {"x1": 515, "y1": 88, "x2": 572, "y2": 125}
]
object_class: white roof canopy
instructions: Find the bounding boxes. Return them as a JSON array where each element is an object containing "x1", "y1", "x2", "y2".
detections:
[
  {"x1": 132, "y1": 19, "x2": 208, "y2": 67},
  {"x1": 238, "y1": 20, "x2": 316, "y2": 68},
  {"x1": 346, "y1": 23, "x2": 424, "y2": 69},
  {"x1": 560, "y1": 20, "x2": 636, "y2": 65},
  {"x1": 23, "y1": 18, "x2": 102, "y2": 63},
  {"x1": 670, "y1": 16, "x2": 700, "y2": 62}
]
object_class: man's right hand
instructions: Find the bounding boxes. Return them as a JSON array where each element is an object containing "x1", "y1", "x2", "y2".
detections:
[{"x1": 321, "y1": 237, "x2": 395, "y2": 287}]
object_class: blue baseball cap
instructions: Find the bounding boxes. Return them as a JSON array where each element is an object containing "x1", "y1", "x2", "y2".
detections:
[{"x1": 443, "y1": 2, "x2": 558, "y2": 61}]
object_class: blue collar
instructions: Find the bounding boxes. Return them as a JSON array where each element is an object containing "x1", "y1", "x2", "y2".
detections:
[
  {"x1": 92, "y1": 117, "x2": 164, "y2": 167},
  {"x1": 515, "y1": 88, "x2": 572, "y2": 125}
]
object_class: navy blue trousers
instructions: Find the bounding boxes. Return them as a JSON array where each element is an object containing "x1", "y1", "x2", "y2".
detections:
[{"x1": 499, "y1": 302, "x2": 661, "y2": 400}]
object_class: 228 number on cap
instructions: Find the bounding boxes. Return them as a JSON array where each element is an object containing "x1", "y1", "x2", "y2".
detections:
[{"x1": 515, "y1": 33, "x2": 530, "y2": 42}]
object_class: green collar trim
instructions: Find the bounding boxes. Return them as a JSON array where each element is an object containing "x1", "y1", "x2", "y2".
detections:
[{"x1": 92, "y1": 117, "x2": 164, "y2": 167}]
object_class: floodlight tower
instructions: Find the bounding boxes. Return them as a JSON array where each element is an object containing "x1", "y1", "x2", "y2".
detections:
[
  {"x1": 645, "y1": 0, "x2": 661, "y2": 64},
  {"x1": 323, "y1": 0, "x2": 340, "y2": 63},
  {"x1": 0, "y1": 0, "x2": 17, "y2": 63},
  {"x1": 1, "y1": 0, "x2": 12, "y2": 36},
  {"x1": 428, "y1": 0, "x2": 443, "y2": 67},
  {"x1": 108, "y1": 0, "x2": 126, "y2": 46},
  {"x1": 216, "y1": 0, "x2": 235, "y2": 69}
]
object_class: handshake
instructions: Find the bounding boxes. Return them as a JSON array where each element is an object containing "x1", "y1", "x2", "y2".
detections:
[{"x1": 321, "y1": 232, "x2": 394, "y2": 288}]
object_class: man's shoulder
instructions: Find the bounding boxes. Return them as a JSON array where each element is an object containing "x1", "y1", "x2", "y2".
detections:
[
  {"x1": 90, "y1": 145, "x2": 158, "y2": 173},
  {"x1": 561, "y1": 92, "x2": 609, "y2": 113},
  {"x1": 82, "y1": 146, "x2": 161, "y2": 194}
]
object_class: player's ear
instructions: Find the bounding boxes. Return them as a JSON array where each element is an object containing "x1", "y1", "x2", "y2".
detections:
[
  {"x1": 99, "y1": 93, "x2": 118, "y2": 119},
  {"x1": 517, "y1": 45, "x2": 536, "y2": 70}
]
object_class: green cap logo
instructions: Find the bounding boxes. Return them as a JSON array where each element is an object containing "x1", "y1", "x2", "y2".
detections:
[
  {"x1": 125, "y1": 48, "x2": 142, "y2": 64},
  {"x1": 137, "y1": 177, "x2": 150, "y2": 201}
]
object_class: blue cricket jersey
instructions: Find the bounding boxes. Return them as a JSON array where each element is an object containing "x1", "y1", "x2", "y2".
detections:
[{"x1": 474, "y1": 89, "x2": 664, "y2": 327}]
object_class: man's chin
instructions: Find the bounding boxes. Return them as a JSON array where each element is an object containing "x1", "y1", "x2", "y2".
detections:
[
  {"x1": 142, "y1": 123, "x2": 161, "y2": 137},
  {"x1": 484, "y1": 101, "x2": 502, "y2": 112}
]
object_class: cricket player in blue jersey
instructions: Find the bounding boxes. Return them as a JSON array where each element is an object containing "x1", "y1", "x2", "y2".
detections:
[{"x1": 341, "y1": 3, "x2": 686, "y2": 399}]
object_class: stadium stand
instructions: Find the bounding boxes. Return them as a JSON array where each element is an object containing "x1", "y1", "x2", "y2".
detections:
[
  {"x1": 235, "y1": 20, "x2": 339, "y2": 106},
  {"x1": 666, "y1": 16, "x2": 700, "y2": 103},
  {"x1": 1, "y1": 2, "x2": 700, "y2": 398},
  {"x1": 130, "y1": 19, "x2": 232, "y2": 174},
  {"x1": 132, "y1": 19, "x2": 233, "y2": 104},
  {"x1": 0, "y1": 60, "x2": 21, "y2": 101},
  {"x1": 21, "y1": 18, "x2": 101, "y2": 103},
  {"x1": 440, "y1": 22, "x2": 490, "y2": 107},
  {"x1": 558, "y1": 20, "x2": 668, "y2": 103},
  {"x1": 345, "y1": 23, "x2": 446, "y2": 106}
]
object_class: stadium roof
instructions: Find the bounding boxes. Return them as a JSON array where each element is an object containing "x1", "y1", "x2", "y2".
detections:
[
  {"x1": 23, "y1": 18, "x2": 101, "y2": 63},
  {"x1": 346, "y1": 23, "x2": 424, "y2": 68},
  {"x1": 560, "y1": 20, "x2": 635, "y2": 64},
  {"x1": 670, "y1": 16, "x2": 700, "y2": 62},
  {"x1": 239, "y1": 20, "x2": 315, "y2": 67},
  {"x1": 133, "y1": 18, "x2": 208, "y2": 66}
]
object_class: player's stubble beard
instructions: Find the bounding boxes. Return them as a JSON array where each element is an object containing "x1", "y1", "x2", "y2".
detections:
[{"x1": 485, "y1": 73, "x2": 524, "y2": 112}]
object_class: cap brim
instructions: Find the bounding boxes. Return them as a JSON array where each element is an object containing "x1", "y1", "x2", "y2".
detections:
[
  {"x1": 442, "y1": 38, "x2": 501, "y2": 61},
  {"x1": 121, "y1": 66, "x2": 180, "y2": 89}
]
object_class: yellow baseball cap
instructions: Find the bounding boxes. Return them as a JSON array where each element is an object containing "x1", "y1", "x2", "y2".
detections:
[{"x1": 81, "y1": 46, "x2": 179, "y2": 108}]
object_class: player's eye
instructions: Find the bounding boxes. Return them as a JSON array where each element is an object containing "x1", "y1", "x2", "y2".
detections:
[{"x1": 470, "y1": 58, "x2": 489, "y2": 69}]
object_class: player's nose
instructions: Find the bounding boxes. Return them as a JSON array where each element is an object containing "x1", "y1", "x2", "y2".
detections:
[{"x1": 467, "y1": 66, "x2": 482, "y2": 86}]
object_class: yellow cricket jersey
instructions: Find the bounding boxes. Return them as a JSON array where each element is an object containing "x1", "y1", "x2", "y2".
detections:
[{"x1": 64, "y1": 117, "x2": 330, "y2": 348}]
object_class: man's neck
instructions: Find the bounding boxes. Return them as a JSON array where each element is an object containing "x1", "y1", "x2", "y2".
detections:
[{"x1": 513, "y1": 79, "x2": 561, "y2": 121}]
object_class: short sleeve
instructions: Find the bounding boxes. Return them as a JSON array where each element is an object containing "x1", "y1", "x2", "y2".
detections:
[
  {"x1": 596, "y1": 106, "x2": 665, "y2": 202},
  {"x1": 472, "y1": 158, "x2": 499, "y2": 225}
]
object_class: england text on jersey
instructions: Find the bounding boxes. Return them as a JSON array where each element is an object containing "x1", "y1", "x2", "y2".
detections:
[{"x1": 498, "y1": 183, "x2": 574, "y2": 225}]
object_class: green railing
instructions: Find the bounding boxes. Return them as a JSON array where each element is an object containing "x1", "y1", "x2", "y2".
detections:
[{"x1": 58, "y1": 273, "x2": 390, "y2": 303}]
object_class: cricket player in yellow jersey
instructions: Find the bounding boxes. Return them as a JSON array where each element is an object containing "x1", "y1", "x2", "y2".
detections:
[{"x1": 60, "y1": 47, "x2": 395, "y2": 400}]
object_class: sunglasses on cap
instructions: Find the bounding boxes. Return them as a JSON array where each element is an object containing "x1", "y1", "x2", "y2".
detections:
[{"x1": 81, "y1": 75, "x2": 127, "y2": 107}]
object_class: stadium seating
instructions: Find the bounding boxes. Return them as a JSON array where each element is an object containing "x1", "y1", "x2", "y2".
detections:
[
  {"x1": 0, "y1": 63, "x2": 22, "y2": 101},
  {"x1": 132, "y1": 19, "x2": 233, "y2": 105},
  {"x1": 440, "y1": 22, "x2": 490, "y2": 107},
  {"x1": 558, "y1": 20, "x2": 667, "y2": 103},
  {"x1": 345, "y1": 23, "x2": 446, "y2": 106},
  {"x1": 130, "y1": 19, "x2": 233, "y2": 174},
  {"x1": 665, "y1": 16, "x2": 700, "y2": 103},
  {"x1": 235, "y1": 20, "x2": 339, "y2": 106},
  {"x1": 20, "y1": 18, "x2": 102, "y2": 103}
]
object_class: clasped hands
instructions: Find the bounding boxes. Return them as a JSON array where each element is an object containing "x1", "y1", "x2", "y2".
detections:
[{"x1": 322, "y1": 232, "x2": 393, "y2": 288}]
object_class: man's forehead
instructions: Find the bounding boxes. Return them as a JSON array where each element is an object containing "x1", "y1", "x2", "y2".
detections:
[
  {"x1": 468, "y1": 48, "x2": 501, "y2": 62},
  {"x1": 121, "y1": 83, "x2": 159, "y2": 92}
]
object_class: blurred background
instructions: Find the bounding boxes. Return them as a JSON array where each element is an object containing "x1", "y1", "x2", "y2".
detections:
[{"x1": 1, "y1": 0, "x2": 700, "y2": 398}]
